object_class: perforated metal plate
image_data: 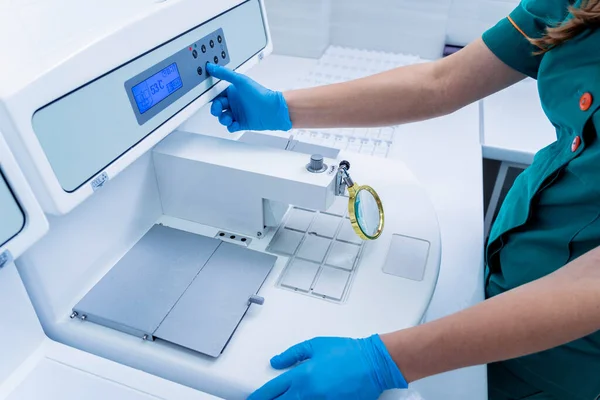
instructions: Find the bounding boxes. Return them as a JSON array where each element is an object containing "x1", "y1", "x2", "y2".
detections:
[{"x1": 267, "y1": 199, "x2": 365, "y2": 303}]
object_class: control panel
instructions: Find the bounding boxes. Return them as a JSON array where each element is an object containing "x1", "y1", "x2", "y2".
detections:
[{"x1": 125, "y1": 28, "x2": 231, "y2": 125}]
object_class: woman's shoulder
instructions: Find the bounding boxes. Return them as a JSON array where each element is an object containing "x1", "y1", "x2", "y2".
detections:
[{"x1": 519, "y1": 0, "x2": 576, "y2": 25}]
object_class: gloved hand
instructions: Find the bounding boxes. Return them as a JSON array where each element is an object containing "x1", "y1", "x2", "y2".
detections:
[
  {"x1": 247, "y1": 335, "x2": 408, "y2": 400},
  {"x1": 205, "y1": 63, "x2": 292, "y2": 133}
]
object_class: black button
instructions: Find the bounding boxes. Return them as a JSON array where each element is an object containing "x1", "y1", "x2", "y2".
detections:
[
  {"x1": 201, "y1": 44, "x2": 206, "y2": 53},
  {"x1": 192, "y1": 49, "x2": 198, "y2": 58},
  {"x1": 214, "y1": 56, "x2": 219, "y2": 64},
  {"x1": 210, "y1": 40, "x2": 215, "y2": 48},
  {"x1": 221, "y1": 51, "x2": 226, "y2": 59},
  {"x1": 197, "y1": 66, "x2": 203, "y2": 76},
  {"x1": 218, "y1": 35, "x2": 223, "y2": 43}
]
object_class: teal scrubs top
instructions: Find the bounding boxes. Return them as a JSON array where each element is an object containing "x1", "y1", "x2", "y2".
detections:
[{"x1": 483, "y1": 1, "x2": 600, "y2": 399}]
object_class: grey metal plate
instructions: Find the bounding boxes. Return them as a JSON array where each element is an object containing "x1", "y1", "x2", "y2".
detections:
[
  {"x1": 74, "y1": 225, "x2": 220, "y2": 337},
  {"x1": 154, "y1": 242, "x2": 276, "y2": 357}
]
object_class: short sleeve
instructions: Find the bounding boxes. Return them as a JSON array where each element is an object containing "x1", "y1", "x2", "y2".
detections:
[{"x1": 482, "y1": 0, "x2": 569, "y2": 79}]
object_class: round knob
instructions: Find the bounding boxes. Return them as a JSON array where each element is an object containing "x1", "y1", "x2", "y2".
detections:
[
  {"x1": 310, "y1": 154, "x2": 323, "y2": 170},
  {"x1": 307, "y1": 154, "x2": 327, "y2": 173}
]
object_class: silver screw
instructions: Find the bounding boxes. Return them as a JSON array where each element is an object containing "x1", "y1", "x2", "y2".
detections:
[
  {"x1": 80, "y1": 315, "x2": 87, "y2": 321},
  {"x1": 70, "y1": 312, "x2": 78, "y2": 319},
  {"x1": 142, "y1": 334, "x2": 148, "y2": 341}
]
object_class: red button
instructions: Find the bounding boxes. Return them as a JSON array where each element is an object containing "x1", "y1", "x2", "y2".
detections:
[
  {"x1": 572, "y1": 136, "x2": 581, "y2": 152},
  {"x1": 580, "y1": 93, "x2": 593, "y2": 111}
]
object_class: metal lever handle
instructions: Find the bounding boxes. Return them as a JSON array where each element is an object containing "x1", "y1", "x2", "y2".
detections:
[
  {"x1": 336, "y1": 160, "x2": 353, "y2": 195},
  {"x1": 248, "y1": 295, "x2": 265, "y2": 306}
]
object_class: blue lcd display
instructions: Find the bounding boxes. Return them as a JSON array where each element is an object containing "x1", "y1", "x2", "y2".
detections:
[{"x1": 131, "y1": 63, "x2": 183, "y2": 114}]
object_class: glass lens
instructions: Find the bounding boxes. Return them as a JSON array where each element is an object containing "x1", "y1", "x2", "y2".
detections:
[{"x1": 354, "y1": 189, "x2": 381, "y2": 237}]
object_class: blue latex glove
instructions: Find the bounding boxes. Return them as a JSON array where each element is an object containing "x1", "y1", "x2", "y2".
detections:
[
  {"x1": 247, "y1": 335, "x2": 408, "y2": 400},
  {"x1": 205, "y1": 63, "x2": 292, "y2": 133}
]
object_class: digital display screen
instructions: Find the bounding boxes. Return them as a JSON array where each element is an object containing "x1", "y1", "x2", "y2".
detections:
[{"x1": 131, "y1": 63, "x2": 183, "y2": 114}]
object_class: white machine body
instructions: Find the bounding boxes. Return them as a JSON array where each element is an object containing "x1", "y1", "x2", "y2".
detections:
[
  {"x1": 1, "y1": 1, "x2": 443, "y2": 400},
  {"x1": 153, "y1": 132, "x2": 338, "y2": 237},
  {"x1": 0, "y1": 0, "x2": 272, "y2": 215},
  {"x1": 0, "y1": 133, "x2": 47, "y2": 262},
  {"x1": 0, "y1": 129, "x2": 218, "y2": 400},
  {"x1": 0, "y1": 129, "x2": 49, "y2": 385},
  {"x1": 14, "y1": 131, "x2": 441, "y2": 399}
]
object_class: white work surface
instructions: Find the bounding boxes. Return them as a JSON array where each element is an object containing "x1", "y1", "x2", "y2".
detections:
[
  {"x1": 0, "y1": 260, "x2": 220, "y2": 400},
  {"x1": 1, "y1": 340, "x2": 219, "y2": 400},
  {"x1": 482, "y1": 78, "x2": 556, "y2": 165},
  {"x1": 235, "y1": 55, "x2": 487, "y2": 400}
]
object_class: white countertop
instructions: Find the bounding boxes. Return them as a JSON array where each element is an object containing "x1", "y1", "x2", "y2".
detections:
[
  {"x1": 482, "y1": 78, "x2": 556, "y2": 165},
  {"x1": 198, "y1": 54, "x2": 487, "y2": 400}
]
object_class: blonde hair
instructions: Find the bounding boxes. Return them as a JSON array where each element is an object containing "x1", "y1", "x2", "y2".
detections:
[{"x1": 530, "y1": 0, "x2": 600, "y2": 53}]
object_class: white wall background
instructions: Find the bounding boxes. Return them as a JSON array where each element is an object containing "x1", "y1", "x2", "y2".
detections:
[
  {"x1": 447, "y1": 0, "x2": 520, "y2": 47},
  {"x1": 265, "y1": 0, "x2": 520, "y2": 59}
]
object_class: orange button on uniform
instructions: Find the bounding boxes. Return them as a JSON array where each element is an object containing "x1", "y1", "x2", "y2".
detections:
[
  {"x1": 572, "y1": 136, "x2": 582, "y2": 152},
  {"x1": 580, "y1": 92, "x2": 593, "y2": 111}
]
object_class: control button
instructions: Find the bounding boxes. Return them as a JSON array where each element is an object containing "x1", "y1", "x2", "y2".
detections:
[
  {"x1": 268, "y1": 229, "x2": 303, "y2": 256},
  {"x1": 201, "y1": 44, "x2": 207, "y2": 53},
  {"x1": 310, "y1": 213, "x2": 342, "y2": 239},
  {"x1": 326, "y1": 241, "x2": 360, "y2": 271},
  {"x1": 580, "y1": 92, "x2": 593, "y2": 111},
  {"x1": 285, "y1": 208, "x2": 315, "y2": 232},
  {"x1": 572, "y1": 135, "x2": 582, "y2": 152},
  {"x1": 210, "y1": 40, "x2": 215, "y2": 48},
  {"x1": 297, "y1": 235, "x2": 331, "y2": 263},
  {"x1": 311, "y1": 154, "x2": 323, "y2": 170},
  {"x1": 221, "y1": 51, "x2": 227, "y2": 59},
  {"x1": 192, "y1": 49, "x2": 198, "y2": 58},
  {"x1": 197, "y1": 66, "x2": 203, "y2": 76},
  {"x1": 218, "y1": 35, "x2": 223, "y2": 43},
  {"x1": 312, "y1": 267, "x2": 350, "y2": 301},
  {"x1": 281, "y1": 259, "x2": 320, "y2": 292},
  {"x1": 214, "y1": 56, "x2": 219, "y2": 64},
  {"x1": 306, "y1": 154, "x2": 327, "y2": 173}
]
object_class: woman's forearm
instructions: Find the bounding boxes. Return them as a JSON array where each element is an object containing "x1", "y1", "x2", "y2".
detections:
[
  {"x1": 284, "y1": 39, "x2": 525, "y2": 129},
  {"x1": 382, "y1": 246, "x2": 600, "y2": 383},
  {"x1": 284, "y1": 62, "x2": 442, "y2": 128}
]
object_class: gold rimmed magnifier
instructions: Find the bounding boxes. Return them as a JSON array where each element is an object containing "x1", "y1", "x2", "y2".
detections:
[{"x1": 337, "y1": 161, "x2": 385, "y2": 240}]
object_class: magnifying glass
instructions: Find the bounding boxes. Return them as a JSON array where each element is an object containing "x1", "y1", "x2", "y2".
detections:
[{"x1": 338, "y1": 161, "x2": 385, "y2": 240}]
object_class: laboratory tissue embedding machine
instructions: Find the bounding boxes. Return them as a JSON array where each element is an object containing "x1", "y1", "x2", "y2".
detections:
[{"x1": 0, "y1": 1, "x2": 441, "y2": 399}]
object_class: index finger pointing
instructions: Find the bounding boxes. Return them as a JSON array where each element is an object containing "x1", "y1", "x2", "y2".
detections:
[{"x1": 206, "y1": 63, "x2": 242, "y2": 85}]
